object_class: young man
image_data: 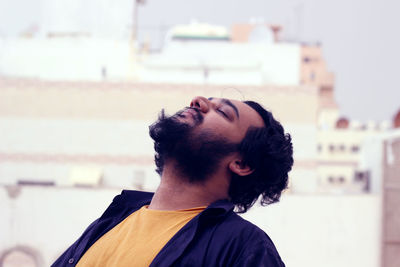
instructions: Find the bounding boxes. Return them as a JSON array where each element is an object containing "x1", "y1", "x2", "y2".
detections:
[{"x1": 53, "y1": 96, "x2": 293, "y2": 266}]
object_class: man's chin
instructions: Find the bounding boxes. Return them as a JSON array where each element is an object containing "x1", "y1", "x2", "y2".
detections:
[
  {"x1": 172, "y1": 114, "x2": 197, "y2": 129},
  {"x1": 176, "y1": 115, "x2": 196, "y2": 126}
]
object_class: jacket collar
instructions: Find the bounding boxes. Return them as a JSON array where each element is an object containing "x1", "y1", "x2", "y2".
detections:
[{"x1": 117, "y1": 190, "x2": 234, "y2": 216}]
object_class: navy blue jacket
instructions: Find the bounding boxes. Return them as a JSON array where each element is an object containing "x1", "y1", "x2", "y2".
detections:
[{"x1": 52, "y1": 190, "x2": 285, "y2": 266}]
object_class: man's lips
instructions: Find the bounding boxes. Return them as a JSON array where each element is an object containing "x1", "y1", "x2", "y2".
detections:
[
  {"x1": 183, "y1": 108, "x2": 198, "y2": 118},
  {"x1": 178, "y1": 108, "x2": 202, "y2": 124}
]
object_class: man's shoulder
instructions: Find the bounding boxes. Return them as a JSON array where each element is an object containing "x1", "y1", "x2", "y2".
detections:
[
  {"x1": 219, "y1": 211, "x2": 276, "y2": 245},
  {"x1": 198, "y1": 210, "x2": 285, "y2": 266},
  {"x1": 200, "y1": 200, "x2": 276, "y2": 247}
]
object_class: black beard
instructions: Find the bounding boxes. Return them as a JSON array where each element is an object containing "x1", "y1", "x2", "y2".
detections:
[{"x1": 149, "y1": 109, "x2": 238, "y2": 183}]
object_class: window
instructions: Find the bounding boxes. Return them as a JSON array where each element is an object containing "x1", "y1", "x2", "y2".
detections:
[
  {"x1": 354, "y1": 171, "x2": 370, "y2": 192},
  {"x1": 355, "y1": 172, "x2": 365, "y2": 181},
  {"x1": 317, "y1": 144, "x2": 322, "y2": 152},
  {"x1": 310, "y1": 71, "x2": 315, "y2": 81},
  {"x1": 351, "y1": 145, "x2": 360, "y2": 153},
  {"x1": 329, "y1": 144, "x2": 335, "y2": 152},
  {"x1": 17, "y1": 180, "x2": 55, "y2": 186}
]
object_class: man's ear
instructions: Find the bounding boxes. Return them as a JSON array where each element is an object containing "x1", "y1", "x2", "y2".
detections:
[{"x1": 228, "y1": 159, "x2": 254, "y2": 176}]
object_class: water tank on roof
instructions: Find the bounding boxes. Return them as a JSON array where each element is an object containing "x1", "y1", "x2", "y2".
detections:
[{"x1": 335, "y1": 117, "x2": 349, "y2": 129}]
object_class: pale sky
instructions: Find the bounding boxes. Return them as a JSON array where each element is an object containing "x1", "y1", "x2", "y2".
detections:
[{"x1": 1, "y1": 0, "x2": 399, "y2": 122}]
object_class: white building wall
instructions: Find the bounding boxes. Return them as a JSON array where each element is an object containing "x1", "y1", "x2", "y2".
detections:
[
  {"x1": 285, "y1": 123, "x2": 318, "y2": 193},
  {"x1": 0, "y1": 38, "x2": 132, "y2": 81},
  {"x1": 0, "y1": 118, "x2": 159, "y2": 190},
  {"x1": 140, "y1": 42, "x2": 301, "y2": 86},
  {"x1": 0, "y1": 38, "x2": 300, "y2": 85},
  {"x1": 39, "y1": 0, "x2": 133, "y2": 39},
  {"x1": 0, "y1": 118, "x2": 153, "y2": 156},
  {"x1": 243, "y1": 194, "x2": 381, "y2": 267},
  {"x1": 360, "y1": 129, "x2": 400, "y2": 193},
  {"x1": 0, "y1": 186, "x2": 121, "y2": 266}
]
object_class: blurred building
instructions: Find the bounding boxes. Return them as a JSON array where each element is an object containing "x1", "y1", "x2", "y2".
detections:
[
  {"x1": 381, "y1": 128, "x2": 400, "y2": 267},
  {"x1": 137, "y1": 22, "x2": 300, "y2": 86},
  {"x1": 298, "y1": 38, "x2": 393, "y2": 194},
  {"x1": 316, "y1": 118, "x2": 391, "y2": 194},
  {"x1": 358, "y1": 125, "x2": 400, "y2": 267}
]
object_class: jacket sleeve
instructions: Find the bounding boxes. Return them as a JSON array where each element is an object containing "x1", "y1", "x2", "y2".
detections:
[
  {"x1": 234, "y1": 240, "x2": 285, "y2": 267},
  {"x1": 51, "y1": 219, "x2": 99, "y2": 266}
]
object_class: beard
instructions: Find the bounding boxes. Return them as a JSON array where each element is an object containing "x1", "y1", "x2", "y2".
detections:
[{"x1": 149, "y1": 108, "x2": 238, "y2": 183}]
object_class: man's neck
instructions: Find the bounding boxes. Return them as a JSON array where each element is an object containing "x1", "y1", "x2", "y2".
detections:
[{"x1": 148, "y1": 162, "x2": 230, "y2": 211}]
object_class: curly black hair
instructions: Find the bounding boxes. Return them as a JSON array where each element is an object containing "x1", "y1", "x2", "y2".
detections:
[{"x1": 228, "y1": 101, "x2": 294, "y2": 213}]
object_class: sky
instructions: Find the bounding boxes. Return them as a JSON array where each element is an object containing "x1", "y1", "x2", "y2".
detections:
[{"x1": 0, "y1": 0, "x2": 399, "y2": 122}]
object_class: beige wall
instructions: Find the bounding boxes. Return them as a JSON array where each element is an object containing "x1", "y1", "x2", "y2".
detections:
[
  {"x1": 0, "y1": 78, "x2": 318, "y2": 124},
  {"x1": 300, "y1": 45, "x2": 334, "y2": 89}
]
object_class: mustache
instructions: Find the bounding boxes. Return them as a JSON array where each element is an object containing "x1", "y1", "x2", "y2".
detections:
[{"x1": 176, "y1": 107, "x2": 203, "y2": 124}]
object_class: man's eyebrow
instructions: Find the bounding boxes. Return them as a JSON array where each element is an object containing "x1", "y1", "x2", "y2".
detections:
[{"x1": 208, "y1": 97, "x2": 239, "y2": 118}]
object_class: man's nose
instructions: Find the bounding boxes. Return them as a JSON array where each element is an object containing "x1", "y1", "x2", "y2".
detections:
[{"x1": 190, "y1": 96, "x2": 210, "y2": 113}]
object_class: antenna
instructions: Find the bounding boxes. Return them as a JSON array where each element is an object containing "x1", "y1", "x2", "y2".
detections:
[
  {"x1": 132, "y1": 0, "x2": 146, "y2": 42},
  {"x1": 294, "y1": 3, "x2": 304, "y2": 41}
]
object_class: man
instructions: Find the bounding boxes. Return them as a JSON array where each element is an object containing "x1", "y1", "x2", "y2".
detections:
[{"x1": 53, "y1": 96, "x2": 293, "y2": 266}]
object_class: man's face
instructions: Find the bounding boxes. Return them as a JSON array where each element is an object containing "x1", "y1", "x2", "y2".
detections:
[
  {"x1": 177, "y1": 96, "x2": 264, "y2": 143},
  {"x1": 149, "y1": 96, "x2": 264, "y2": 182}
]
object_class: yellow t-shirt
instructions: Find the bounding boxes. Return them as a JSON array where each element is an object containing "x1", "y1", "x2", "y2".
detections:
[{"x1": 76, "y1": 205, "x2": 205, "y2": 267}]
